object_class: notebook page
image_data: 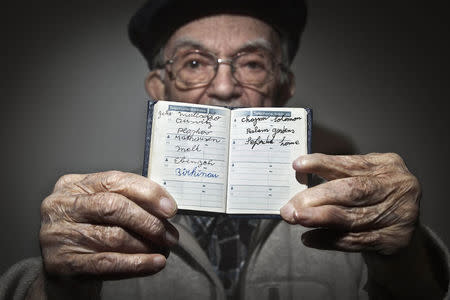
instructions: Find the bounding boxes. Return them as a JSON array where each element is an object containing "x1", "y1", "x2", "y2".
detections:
[
  {"x1": 148, "y1": 101, "x2": 230, "y2": 213},
  {"x1": 226, "y1": 107, "x2": 308, "y2": 214}
]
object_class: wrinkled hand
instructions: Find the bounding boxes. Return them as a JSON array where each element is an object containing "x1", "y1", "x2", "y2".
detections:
[
  {"x1": 281, "y1": 153, "x2": 420, "y2": 255},
  {"x1": 40, "y1": 171, "x2": 179, "y2": 278}
]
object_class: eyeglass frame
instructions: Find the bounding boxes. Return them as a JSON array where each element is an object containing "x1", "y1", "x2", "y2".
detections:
[{"x1": 155, "y1": 48, "x2": 290, "y2": 89}]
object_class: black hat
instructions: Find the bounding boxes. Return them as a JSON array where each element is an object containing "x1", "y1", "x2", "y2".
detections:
[{"x1": 128, "y1": 0, "x2": 307, "y2": 69}]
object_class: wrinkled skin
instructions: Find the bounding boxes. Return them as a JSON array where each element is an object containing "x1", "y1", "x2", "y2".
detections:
[
  {"x1": 40, "y1": 171, "x2": 179, "y2": 278},
  {"x1": 281, "y1": 153, "x2": 421, "y2": 255}
]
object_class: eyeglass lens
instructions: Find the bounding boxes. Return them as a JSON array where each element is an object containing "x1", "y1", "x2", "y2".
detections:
[{"x1": 170, "y1": 50, "x2": 276, "y2": 88}]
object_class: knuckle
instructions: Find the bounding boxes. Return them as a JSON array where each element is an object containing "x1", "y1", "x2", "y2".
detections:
[
  {"x1": 384, "y1": 152, "x2": 404, "y2": 167},
  {"x1": 96, "y1": 193, "x2": 128, "y2": 218},
  {"x1": 346, "y1": 208, "x2": 364, "y2": 230},
  {"x1": 131, "y1": 256, "x2": 144, "y2": 272},
  {"x1": 54, "y1": 174, "x2": 77, "y2": 191},
  {"x1": 347, "y1": 231, "x2": 380, "y2": 250},
  {"x1": 363, "y1": 232, "x2": 380, "y2": 247},
  {"x1": 39, "y1": 229, "x2": 54, "y2": 255},
  {"x1": 104, "y1": 226, "x2": 128, "y2": 249},
  {"x1": 361, "y1": 232, "x2": 382, "y2": 251},
  {"x1": 39, "y1": 224, "x2": 55, "y2": 247},
  {"x1": 40, "y1": 224, "x2": 77, "y2": 252},
  {"x1": 143, "y1": 216, "x2": 165, "y2": 237},
  {"x1": 95, "y1": 254, "x2": 117, "y2": 273},
  {"x1": 40, "y1": 195, "x2": 54, "y2": 216},
  {"x1": 40, "y1": 194, "x2": 65, "y2": 223},
  {"x1": 357, "y1": 154, "x2": 377, "y2": 168},
  {"x1": 347, "y1": 213, "x2": 357, "y2": 230},
  {"x1": 394, "y1": 174, "x2": 421, "y2": 208},
  {"x1": 100, "y1": 170, "x2": 124, "y2": 191}
]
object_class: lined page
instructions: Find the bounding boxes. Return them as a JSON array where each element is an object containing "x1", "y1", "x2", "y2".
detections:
[
  {"x1": 148, "y1": 101, "x2": 230, "y2": 213},
  {"x1": 226, "y1": 108, "x2": 308, "y2": 214}
]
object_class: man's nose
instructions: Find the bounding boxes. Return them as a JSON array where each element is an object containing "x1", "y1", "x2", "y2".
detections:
[{"x1": 206, "y1": 64, "x2": 241, "y2": 102}]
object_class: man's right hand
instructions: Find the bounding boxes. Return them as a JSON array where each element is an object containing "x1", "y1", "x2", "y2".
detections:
[{"x1": 39, "y1": 171, "x2": 178, "y2": 279}]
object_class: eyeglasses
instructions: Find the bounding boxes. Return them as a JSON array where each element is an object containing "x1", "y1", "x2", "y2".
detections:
[{"x1": 158, "y1": 49, "x2": 286, "y2": 89}]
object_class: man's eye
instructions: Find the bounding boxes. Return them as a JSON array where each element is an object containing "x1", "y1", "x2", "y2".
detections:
[
  {"x1": 246, "y1": 61, "x2": 263, "y2": 69},
  {"x1": 186, "y1": 60, "x2": 200, "y2": 68},
  {"x1": 241, "y1": 60, "x2": 265, "y2": 71},
  {"x1": 182, "y1": 57, "x2": 212, "y2": 70}
]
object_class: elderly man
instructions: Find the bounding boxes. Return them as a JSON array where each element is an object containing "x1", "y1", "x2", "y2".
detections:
[{"x1": 1, "y1": 0, "x2": 449, "y2": 299}]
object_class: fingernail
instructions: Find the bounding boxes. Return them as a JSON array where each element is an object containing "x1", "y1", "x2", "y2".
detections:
[
  {"x1": 280, "y1": 202, "x2": 297, "y2": 223},
  {"x1": 164, "y1": 229, "x2": 179, "y2": 247},
  {"x1": 160, "y1": 197, "x2": 177, "y2": 216},
  {"x1": 153, "y1": 255, "x2": 166, "y2": 269}
]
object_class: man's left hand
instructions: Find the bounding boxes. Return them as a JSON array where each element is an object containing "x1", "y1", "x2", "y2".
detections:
[{"x1": 280, "y1": 153, "x2": 421, "y2": 255}]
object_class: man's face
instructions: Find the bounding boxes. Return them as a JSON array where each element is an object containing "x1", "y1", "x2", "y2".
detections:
[{"x1": 146, "y1": 14, "x2": 292, "y2": 108}]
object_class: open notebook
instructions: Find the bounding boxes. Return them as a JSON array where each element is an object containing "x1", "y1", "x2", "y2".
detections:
[{"x1": 142, "y1": 100, "x2": 312, "y2": 216}]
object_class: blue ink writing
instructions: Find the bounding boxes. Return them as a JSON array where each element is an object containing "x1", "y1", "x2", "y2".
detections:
[{"x1": 175, "y1": 167, "x2": 219, "y2": 178}]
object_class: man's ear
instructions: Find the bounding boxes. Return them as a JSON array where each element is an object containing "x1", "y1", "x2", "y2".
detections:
[
  {"x1": 275, "y1": 71, "x2": 295, "y2": 107},
  {"x1": 145, "y1": 70, "x2": 166, "y2": 100}
]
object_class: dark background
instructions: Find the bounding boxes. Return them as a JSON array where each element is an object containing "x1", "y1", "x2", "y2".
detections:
[{"x1": 1, "y1": 0, "x2": 449, "y2": 274}]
